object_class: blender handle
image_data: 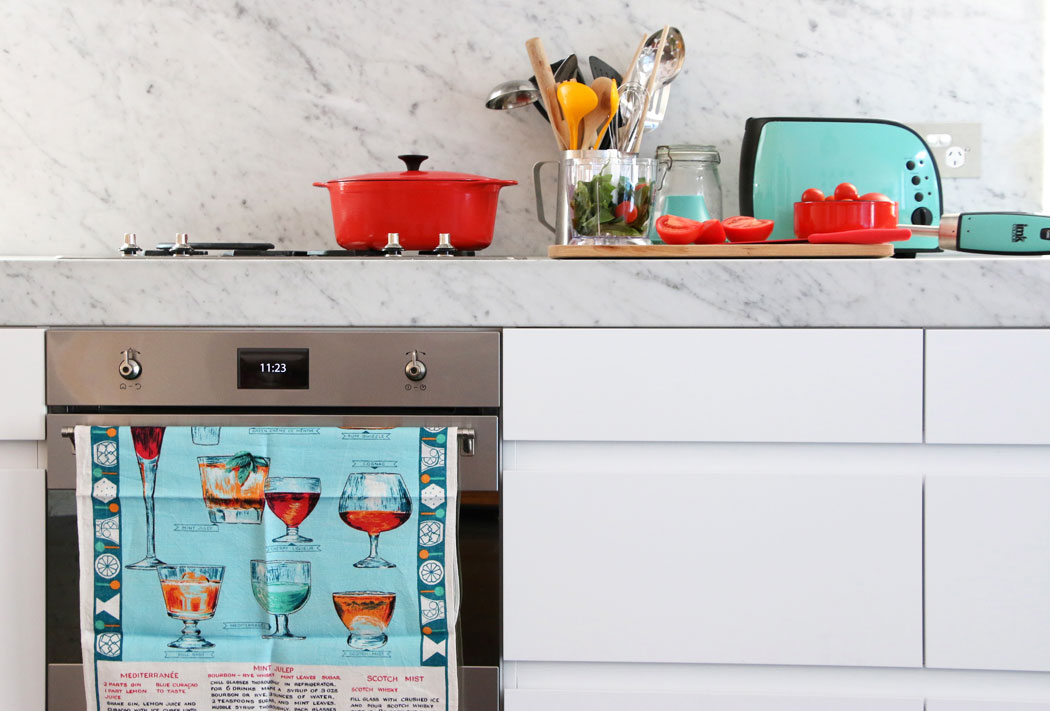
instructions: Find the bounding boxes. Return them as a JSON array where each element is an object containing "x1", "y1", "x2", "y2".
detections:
[{"x1": 533, "y1": 160, "x2": 557, "y2": 233}]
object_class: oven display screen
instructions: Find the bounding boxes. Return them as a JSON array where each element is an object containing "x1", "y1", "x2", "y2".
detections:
[{"x1": 237, "y1": 348, "x2": 309, "y2": 389}]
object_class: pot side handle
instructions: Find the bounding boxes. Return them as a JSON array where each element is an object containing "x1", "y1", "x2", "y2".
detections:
[
  {"x1": 312, "y1": 182, "x2": 328, "y2": 188},
  {"x1": 533, "y1": 161, "x2": 557, "y2": 233}
]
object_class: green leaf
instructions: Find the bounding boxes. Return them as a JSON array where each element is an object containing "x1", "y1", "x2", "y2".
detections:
[{"x1": 225, "y1": 451, "x2": 265, "y2": 486}]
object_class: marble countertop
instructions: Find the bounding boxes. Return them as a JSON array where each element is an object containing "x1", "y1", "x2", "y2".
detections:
[{"x1": 3, "y1": 253, "x2": 1049, "y2": 328}]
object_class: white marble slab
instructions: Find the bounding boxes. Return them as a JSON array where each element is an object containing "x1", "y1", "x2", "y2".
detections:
[
  {"x1": 0, "y1": 1, "x2": 1042, "y2": 258},
  {"x1": 2, "y1": 254, "x2": 1048, "y2": 328}
]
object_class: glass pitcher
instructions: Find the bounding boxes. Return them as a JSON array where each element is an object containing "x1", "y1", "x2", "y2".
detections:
[{"x1": 650, "y1": 145, "x2": 723, "y2": 242}]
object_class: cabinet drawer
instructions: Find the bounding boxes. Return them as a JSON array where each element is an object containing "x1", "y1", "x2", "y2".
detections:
[
  {"x1": 0, "y1": 329, "x2": 44, "y2": 440},
  {"x1": 506, "y1": 690, "x2": 923, "y2": 711},
  {"x1": 926, "y1": 330, "x2": 1050, "y2": 444},
  {"x1": 503, "y1": 468, "x2": 922, "y2": 667},
  {"x1": 503, "y1": 329, "x2": 922, "y2": 443},
  {"x1": 926, "y1": 474, "x2": 1050, "y2": 671}
]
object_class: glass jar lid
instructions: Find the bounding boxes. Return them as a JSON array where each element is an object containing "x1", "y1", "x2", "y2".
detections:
[{"x1": 655, "y1": 145, "x2": 721, "y2": 163}]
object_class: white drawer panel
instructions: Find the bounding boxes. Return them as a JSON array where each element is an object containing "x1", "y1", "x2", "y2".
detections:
[
  {"x1": 926, "y1": 330, "x2": 1050, "y2": 444},
  {"x1": 506, "y1": 689, "x2": 923, "y2": 711},
  {"x1": 928, "y1": 702, "x2": 1050, "y2": 711},
  {"x1": 0, "y1": 329, "x2": 44, "y2": 440},
  {"x1": 0, "y1": 469, "x2": 44, "y2": 710},
  {"x1": 503, "y1": 329, "x2": 922, "y2": 443},
  {"x1": 926, "y1": 474, "x2": 1050, "y2": 671},
  {"x1": 503, "y1": 468, "x2": 922, "y2": 667}
]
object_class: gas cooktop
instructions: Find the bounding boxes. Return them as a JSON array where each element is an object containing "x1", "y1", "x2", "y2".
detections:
[{"x1": 118, "y1": 234, "x2": 476, "y2": 258}]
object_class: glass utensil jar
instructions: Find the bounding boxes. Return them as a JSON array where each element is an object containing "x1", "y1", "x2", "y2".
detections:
[{"x1": 650, "y1": 145, "x2": 723, "y2": 242}]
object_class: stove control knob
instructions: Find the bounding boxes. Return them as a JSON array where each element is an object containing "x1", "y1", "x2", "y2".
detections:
[
  {"x1": 119, "y1": 349, "x2": 142, "y2": 380},
  {"x1": 404, "y1": 350, "x2": 427, "y2": 382}
]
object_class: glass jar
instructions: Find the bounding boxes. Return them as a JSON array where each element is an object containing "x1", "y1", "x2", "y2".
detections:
[{"x1": 650, "y1": 145, "x2": 723, "y2": 242}]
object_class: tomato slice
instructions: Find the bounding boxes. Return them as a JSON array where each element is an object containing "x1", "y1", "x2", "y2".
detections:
[
  {"x1": 696, "y1": 219, "x2": 726, "y2": 244},
  {"x1": 655, "y1": 214, "x2": 702, "y2": 244},
  {"x1": 722, "y1": 216, "x2": 775, "y2": 242}
]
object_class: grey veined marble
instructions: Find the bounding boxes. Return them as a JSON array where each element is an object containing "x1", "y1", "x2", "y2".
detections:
[
  {"x1": 3, "y1": 255, "x2": 1049, "y2": 328},
  {"x1": 0, "y1": 0, "x2": 1043, "y2": 258}
]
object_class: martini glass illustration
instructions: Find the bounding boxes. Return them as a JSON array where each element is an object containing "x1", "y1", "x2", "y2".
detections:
[
  {"x1": 250, "y1": 560, "x2": 311, "y2": 640},
  {"x1": 128, "y1": 426, "x2": 166, "y2": 570},
  {"x1": 338, "y1": 472, "x2": 411, "y2": 568},
  {"x1": 265, "y1": 477, "x2": 321, "y2": 543},
  {"x1": 332, "y1": 591, "x2": 396, "y2": 649},
  {"x1": 157, "y1": 564, "x2": 224, "y2": 649}
]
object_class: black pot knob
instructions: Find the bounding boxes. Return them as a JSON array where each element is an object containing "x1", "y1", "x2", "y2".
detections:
[{"x1": 398, "y1": 154, "x2": 429, "y2": 172}]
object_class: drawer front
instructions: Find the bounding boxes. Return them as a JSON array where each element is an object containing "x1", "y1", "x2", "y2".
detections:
[
  {"x1": 503, "y1": 468, "x2": 922, "y2": 667},
  {"x1": 927, "y1": 703, "x2": 1050, "y2": 711},
  {"x1": 0, "y1": 328, "x2": 44, "y2": 440},
  {"x1": 926, "y1": 474, "x2": 1050, "y2": 671},
  {"x1": 506, "y1": 690, "x2": 924, "y2": 711},
  {"x1": 503, "y1": 329, "x2": 922, "y2": 443},
  {"x1": 926, "y1": 329, "x2": 1050, "y2": 444}
]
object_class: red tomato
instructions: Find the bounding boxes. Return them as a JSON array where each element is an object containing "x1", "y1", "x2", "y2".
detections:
[
  {"x1": 655, "y1": 214, "x2": 702, "y2": 244},
  {"x1": 833, "y1": 182, "x2": 859, "y2": 201},
  {"x1": 800, "y1": 187, "x2": 825, "y2": 202},
  {"x1": 696, "y1": 219, "x2": 726, "y2": 244},
  {"x1": 722, "y1": 216, "x2": 775, "y2": 242},
  {"x1": 614, "y1": 201, "x2": 638, "y2": 223},
  {"x1": 859, "y1": 192, "x2": 893, "y2": 202},
  {"x1": 824, "y1": 194, "x2": 837, "y2": 201}
]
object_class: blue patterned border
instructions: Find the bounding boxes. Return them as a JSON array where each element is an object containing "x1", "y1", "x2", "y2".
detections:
[{"x1": 90, "y1": 426, "x2": 123, "y2": 672}]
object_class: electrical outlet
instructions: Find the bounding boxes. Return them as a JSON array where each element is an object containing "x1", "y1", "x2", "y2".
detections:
[{"x1": 908, "y1": 123, "x2": 981, "y2": 178}]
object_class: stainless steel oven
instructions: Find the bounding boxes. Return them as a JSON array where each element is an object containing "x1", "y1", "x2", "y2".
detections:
[{"x1": 44, "y1": 328, "x2": 500, "y2": 711}]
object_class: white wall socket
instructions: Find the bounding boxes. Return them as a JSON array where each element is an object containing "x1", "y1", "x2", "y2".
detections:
[{"x1": 908, "y1": 123, "x2": 982, "y2": 178}]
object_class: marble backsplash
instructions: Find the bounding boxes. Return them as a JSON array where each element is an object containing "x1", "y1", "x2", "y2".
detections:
[{"x1": 0, "y1": 0, "x2": 1042, "y2": 256}]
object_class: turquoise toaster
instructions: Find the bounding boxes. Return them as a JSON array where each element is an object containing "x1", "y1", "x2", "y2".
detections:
[{"x1": 739, "y1": 117, "x2": 943, "y2": 253}]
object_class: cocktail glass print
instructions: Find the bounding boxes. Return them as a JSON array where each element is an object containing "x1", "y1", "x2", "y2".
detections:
[
  {"x1": 190, "y1": 426, "x2": 221, "y2": 446},
  {"x1": 156, "y1": 564, "x2": 224, "y2": 649},
  {"x1": 265, "y1": 477, "x2": 321, "y2": 544},
  {"x1": 332, "y1": 591, "x2": 396, "y2": 649},
  {"x1": 127, "y1": 426, "x2": 166, "y2": 570},
  {"x1": 198, "y1": 453, "x2": 269, "y2": 524},
  {"x1": 338, "y1": 472, "x2": 412, "y2": 568},
  {"x1": 250, "y1": 560, "x2": 311, "y2": 640}
]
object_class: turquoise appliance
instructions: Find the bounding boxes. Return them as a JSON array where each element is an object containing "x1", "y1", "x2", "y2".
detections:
[
  {"x1": 739, "y1": 117, "x2": 942, "y2": 253},
  {"x1": 909, "y1": 213, "x2": 1050, "y2": 254}
]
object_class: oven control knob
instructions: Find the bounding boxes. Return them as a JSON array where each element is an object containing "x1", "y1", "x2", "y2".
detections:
[
  {"x1": 404, "y1": 350, "x2": 427, "y2": 382},
  {"x1": 119, "y1": 349, "x2": 142, "y2": 380}
]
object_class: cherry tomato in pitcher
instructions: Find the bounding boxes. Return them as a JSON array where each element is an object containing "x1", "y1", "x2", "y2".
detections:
[{"x1": 614, "y1": 201, "x2": 639, "y2": 224}]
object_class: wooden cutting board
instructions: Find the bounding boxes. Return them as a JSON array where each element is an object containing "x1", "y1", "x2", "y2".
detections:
[{"x1": 548, "y1": 243, "x2": 894, "y2": 259}]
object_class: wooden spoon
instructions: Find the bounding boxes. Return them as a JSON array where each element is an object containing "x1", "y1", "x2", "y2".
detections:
[
  {"x1": 556, "y1": 81, "x2": 598, "y2": 151},
  {"x1": 590, "y1": 78, "x2": 619, "y2": 150},
  {"x1": 525, "y1": 37, "x2": 569, "y2": 150}
]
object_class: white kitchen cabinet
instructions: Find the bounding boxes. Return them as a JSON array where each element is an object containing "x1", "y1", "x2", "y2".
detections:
[
  {"x1": 503, "y1": 466, "x2": 922, "y2": 668},
  {"x1": 0, "y1": 328, "x2": 44, "y2": 440},
  {"x1": 503, "y1": 329, "x2": 923, "y2": 443},
  {"x1": 0, "y1": 468, "x2": 45, "y2": 711},
  {"x1": 927, "y1": 701, "x2": 1050, "y2": 711},
  {"x1": 926, "y1": 329, "x2": 1050, "y2": 444},
  {"x1": 505, "y1": 689, "x2": 923, "y2": 711},
  {"x1": 926, "y1": 473, "x2": 1050, "y2": 671}
]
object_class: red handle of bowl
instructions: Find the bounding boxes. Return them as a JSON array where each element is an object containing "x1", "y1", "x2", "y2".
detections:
[{"x1": 808, "y1": 227, "x2": 912, "y2": 244}]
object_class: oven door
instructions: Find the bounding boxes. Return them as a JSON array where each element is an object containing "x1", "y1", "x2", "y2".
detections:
[{"x1": 45, "y1": 413, "x2": 499, "y2": 711}]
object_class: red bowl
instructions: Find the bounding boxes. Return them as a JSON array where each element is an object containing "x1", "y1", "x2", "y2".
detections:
[{"x1": 794, "y1": 200, "x2": 898, "y2": 238}]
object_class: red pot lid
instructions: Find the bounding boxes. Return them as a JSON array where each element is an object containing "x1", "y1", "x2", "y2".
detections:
[{"x1": 326, "y1": 154, "x2": 509, "y2": 183}]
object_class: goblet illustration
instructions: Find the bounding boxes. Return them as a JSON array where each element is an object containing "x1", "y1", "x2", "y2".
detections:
[
  {"x1": 251, "y1": 560, "x2": 311, "y2": 640},
  {"x1": 198, "y1": 453, "x2": 269, "y2": 524},
  {"x1": 338, "y1": 472, "x2": 411, "y2": 568},
  {"x1": 332, "y1": 591, "x2": 396, "y2": 649},
  {"x1": 157, "y1": 564, "x2": 224, "y2": 649},
  {"x1": 265, "y1": 477, "x2": 321, "y2": 544},
  {"x1": 128, "y1": 426, "x2": 166, "y2": 570}
]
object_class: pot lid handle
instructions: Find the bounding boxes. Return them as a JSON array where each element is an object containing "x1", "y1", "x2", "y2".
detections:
[{"x1": 397, "y1": 154, "x2": 429, "y2": 172}]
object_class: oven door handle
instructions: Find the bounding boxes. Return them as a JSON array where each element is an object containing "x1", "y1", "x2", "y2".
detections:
[{"x1": 61, "y1": 426, "x2": 474, "y2": 457}]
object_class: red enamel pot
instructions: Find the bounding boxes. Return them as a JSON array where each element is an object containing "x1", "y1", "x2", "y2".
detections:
[{"x1": 314, "y1": 154, "x2": 517, "y2": 251}]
